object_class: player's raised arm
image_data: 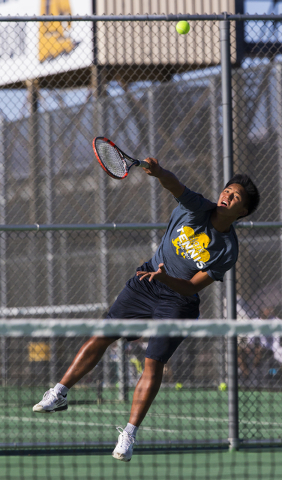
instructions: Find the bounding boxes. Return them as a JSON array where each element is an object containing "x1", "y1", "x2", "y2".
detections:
[{"x1": 142, "y1": 157, "x2": 185, "y2": 198}]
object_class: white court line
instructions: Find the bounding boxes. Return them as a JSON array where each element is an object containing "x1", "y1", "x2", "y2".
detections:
[
  {"x1": 1, "y1": 413, "x2": 282, "y2": 428},
  {"x1": 63, "y1": 407, "x2": 282, "y2": 427},
  {"x1": 0, "y1": 416, "x2": 212, "y2": 434}
]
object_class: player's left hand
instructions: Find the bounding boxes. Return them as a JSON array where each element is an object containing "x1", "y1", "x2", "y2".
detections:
[{"x1": 136, "y1": 263, "x2": 167, "y2": 282}]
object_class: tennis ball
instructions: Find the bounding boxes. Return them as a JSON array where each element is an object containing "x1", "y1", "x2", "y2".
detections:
[
  {"x1": 175, "y1": 382, "x2": 183, "y2": 391},
  {"x1": 218, "y1": 382, "x2": 227, "y2": 392},
  {"x1": 176, "y1": 20, "x2": 190, "y2": 35}
]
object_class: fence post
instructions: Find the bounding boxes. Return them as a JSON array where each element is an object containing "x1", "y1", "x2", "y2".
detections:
[
  {"x1": 148, "y1": 87, "x2": 159, "y2": 255},
  {"x1": 275, "y1": 64, "x2": 282, "y2": 316},
  {"x1": 210, "y1": 75, "x2": 226, "y2": 382},
  {"x1": 220, "y1": 16, "x2": 239, "y2": 451},
  {"x1": 43, "y1": 112, "x2": 57, "y2": 386},
  {"x1": 43, "y1": 112, "x2": 55, "y2": 308},
  {"x1": 0, "y1": 115, "x2": 7, "y2": 310},
  {"x1": 92, "y1": 47, "x2": 109, "y2": 399},
  {"x1": 117, "y1": 338, "x2": 128, "y2": 402},
  {"x1": 0, "y1": 115, "x2": 7, "y2": 387},
  {"x1": 210, "y1": 75, "x2": 224, "y2": 320},
  {"x1": 27, "y1": 80, "x2": 41, "y2": 307}
]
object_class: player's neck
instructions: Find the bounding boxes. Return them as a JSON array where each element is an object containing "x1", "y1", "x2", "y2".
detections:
[{"x1": 210, "y1": 209, "x2": 236, "y2": 233}]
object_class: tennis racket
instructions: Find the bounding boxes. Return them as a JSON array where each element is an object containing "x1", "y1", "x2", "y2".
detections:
[{"x1": 93, "y1": 137, "x2": 149, "y2": 180}]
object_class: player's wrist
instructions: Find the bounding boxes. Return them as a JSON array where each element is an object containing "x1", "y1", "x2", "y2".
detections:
[
  {"x1": 157, "y1": 167, "x2": 177, "y2": 184},
  {"x1": 151, "y1": 165, "x2": 164, "y2": 178},
  {"x1": 157, "y1": 166, "x2": 169, "y2": 178}
]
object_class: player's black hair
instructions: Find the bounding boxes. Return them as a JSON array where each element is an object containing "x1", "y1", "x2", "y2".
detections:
[{"x1": 224, "y1": 174, "x2": 260, "y2": 217}]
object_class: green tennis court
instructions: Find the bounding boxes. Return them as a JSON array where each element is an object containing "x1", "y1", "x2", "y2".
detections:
[
  {"x1": 2, "y1": 324, "x2": 282, "y2": 480},
  {"x1": 1, "y1": 386, "x2": 282, "y2": 448}
]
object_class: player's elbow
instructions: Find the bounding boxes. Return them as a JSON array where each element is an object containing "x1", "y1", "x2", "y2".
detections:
[{"x1": 185, "y1": 281, "x2": 199, "y2": 297}]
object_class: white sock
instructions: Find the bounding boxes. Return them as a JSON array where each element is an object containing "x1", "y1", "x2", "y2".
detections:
[
  {"x1": 54, "y1": 383, "x2": 69, "y2": 396},
  {"x1": 124, "y1": 423, "x2": 138, "y2": 438}
]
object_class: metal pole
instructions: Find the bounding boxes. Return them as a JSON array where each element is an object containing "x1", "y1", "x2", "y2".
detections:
[
  {"x1": 210, "y1": 75, "x2": 226, "y2": 383},
  {"x1": 117, "y1": 338, "x2": 128, "y2": 402},
  {"x1": 0, "y1": 115, "x2": 7, "y2": 387},
  {"x1": 220, "y1": 17, "x2": 239, "y2": 451},
  {"x1": 148, "y1": 88, "x2": 158, "y2": 255},
  {"x1": 27, "y1": 80, "x2": 41, "y2": 306},
  {"x1": 59, "y1": 232, "x2": 68, "y2": 305},
  {"x1": 275, "y1": 64, "x2": 282, "y2": 323},
  {"x1": 92, "y1": 13, "x2": 109, "y2": 396},
  {"x1": 44, "y1": 113, "x2": 55, "y2": 307},
  {"x1": 43, "y1": 112, "x2": 56, "y2": 386},
  {"x1": 4, "y1": 13, "x2": 282, "y2": 22},
  {"x1": 210, "y1": 75, "x2": 224, "y2": 319},
  {"x1": 0, "y1": 221, "x2": 280, "y2": 232}
]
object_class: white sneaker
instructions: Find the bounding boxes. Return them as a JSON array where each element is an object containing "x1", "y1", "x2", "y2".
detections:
[
  {"x1": 33, "y1": 388, "x2": 68, "y2": 413},
  {"x1": 112, "y1": 427, "x2": 136, "y2": 462}
]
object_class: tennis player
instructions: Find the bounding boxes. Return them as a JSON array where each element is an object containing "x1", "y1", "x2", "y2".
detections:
[{"x1": 33, "y1": 158, "x2": 260, "y2": 462}]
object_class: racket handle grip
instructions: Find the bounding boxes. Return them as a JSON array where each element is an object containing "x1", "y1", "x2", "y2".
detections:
[{"x1": 137, "y1": 160, "x2": 149, "y2": 168}]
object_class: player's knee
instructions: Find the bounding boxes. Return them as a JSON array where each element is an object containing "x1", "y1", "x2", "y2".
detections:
[{"x1": 143, "y1": 358, "x2": 164, "y2": 381}]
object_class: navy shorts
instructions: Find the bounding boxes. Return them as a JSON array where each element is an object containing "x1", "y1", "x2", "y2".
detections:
[{"x1": 105, "y1": 260, "x2": 200, "y2": 364}]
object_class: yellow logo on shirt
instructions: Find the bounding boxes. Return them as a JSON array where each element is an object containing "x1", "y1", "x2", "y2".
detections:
[{"x1": 172, "y1": 226, "x2": 211, "y2": 269}]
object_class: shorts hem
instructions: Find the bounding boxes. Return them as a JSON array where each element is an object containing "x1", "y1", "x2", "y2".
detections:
[{"x1": 145, "y1": 353, "x2": 168, "y2": 364}]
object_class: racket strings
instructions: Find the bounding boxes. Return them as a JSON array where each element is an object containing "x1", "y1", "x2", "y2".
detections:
[{"x1": 96, "y1": 140, "x2": 127, "y2": 179}]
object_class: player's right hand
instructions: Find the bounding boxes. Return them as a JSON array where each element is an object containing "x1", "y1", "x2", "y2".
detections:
[{"x1": 142, "y1": 157, "x2": 162, "y2": 177}]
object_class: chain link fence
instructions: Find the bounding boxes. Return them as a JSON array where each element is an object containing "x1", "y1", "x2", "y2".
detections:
[
  {"x1": 1, "y1": 18, "x2": 281, "y2": 315},
  {"x1": 1, "y1": 14, "x2": 282, "y2": 450},
  {"x1": 0, "y1": 17, "x2": 228, "y2": 321}
]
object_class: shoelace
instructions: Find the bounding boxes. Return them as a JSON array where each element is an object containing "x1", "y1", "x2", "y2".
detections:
[
  {"x1": 116, "y1": 427, "x2": 137, "y2": 446},
  {"x1": 42, "y1": 389, "x2": 57, "y2": 402}
]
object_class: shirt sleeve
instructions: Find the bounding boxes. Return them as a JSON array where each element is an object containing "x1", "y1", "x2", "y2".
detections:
[
  {"x1": 206, "y1": 269, "x2": 225, "y2": 282},
  {"x1": 206, "y1": 256, "x2": 237, "y2": 282},
  {"x1": 206, "y1": 227, "x2": 239, "y2": 282},
  {"x1": 176, "y1": 187, "x2": 216, "y2": 213}
]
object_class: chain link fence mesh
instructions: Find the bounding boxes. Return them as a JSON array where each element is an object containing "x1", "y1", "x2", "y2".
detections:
[
  {"x1": 1, "y1": 15, "x2": 282, "y2": 452},
  {"x1": 230, "y1": 17, "x2": 282, "y2": 443},
  {"x1": 1, "y1": 19, "x2": 227, "y2": 320}
]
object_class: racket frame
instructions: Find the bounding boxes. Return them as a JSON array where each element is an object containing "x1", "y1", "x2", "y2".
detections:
[{"x1": 93, "y1": 137, "x2": 148, "y2": 180}]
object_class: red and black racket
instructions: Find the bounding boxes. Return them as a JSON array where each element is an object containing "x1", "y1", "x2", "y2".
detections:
[{"x1": 93, "y1": 137, "x2": 149, "y2": 180}]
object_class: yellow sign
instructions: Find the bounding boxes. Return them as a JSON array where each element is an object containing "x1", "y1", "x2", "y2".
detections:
[
  {"x1": 39, "y1": 0, "x2": 77, "y2": 63},
  {"x1": 28, "y1": 342, "x2": 51, "y2": 362},
  {"x1": 130, "y1": 358, "x2": 143, "y2": 375}
]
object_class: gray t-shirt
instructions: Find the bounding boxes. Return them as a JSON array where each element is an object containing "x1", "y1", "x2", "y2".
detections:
[{"x1": 151, "y1": 187, "x2": 238, "y2": 282}]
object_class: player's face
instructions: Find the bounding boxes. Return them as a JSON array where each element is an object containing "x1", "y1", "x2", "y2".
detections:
[{"x1": 217, "y1": 183, "x2": 248, "y2": 219}]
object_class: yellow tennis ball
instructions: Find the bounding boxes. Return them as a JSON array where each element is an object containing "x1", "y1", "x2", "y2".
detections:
[
  {"x1": 218, "y1": 382, "x2": 227, "y2": 392},
  {"x1": 175, "y1": 382, "x2": 183, "y2": 390},
  {"x1": 176, "y1": 20, "x2": 190, "y2": 35}
]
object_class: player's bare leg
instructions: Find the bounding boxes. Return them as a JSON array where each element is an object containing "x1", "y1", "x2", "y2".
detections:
[
  {"x1": 112, "y1": 357, "x2": 164, "y2": 461},
  {"x1": 59, "y1": 336, "x2": 117, "y2": 388},
  {"x1": 129, "y1": 357, "x2": 164, "y2": 426},
  {"x1": 33, "y1": 336, "x2": 117, "y2": 413}
]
